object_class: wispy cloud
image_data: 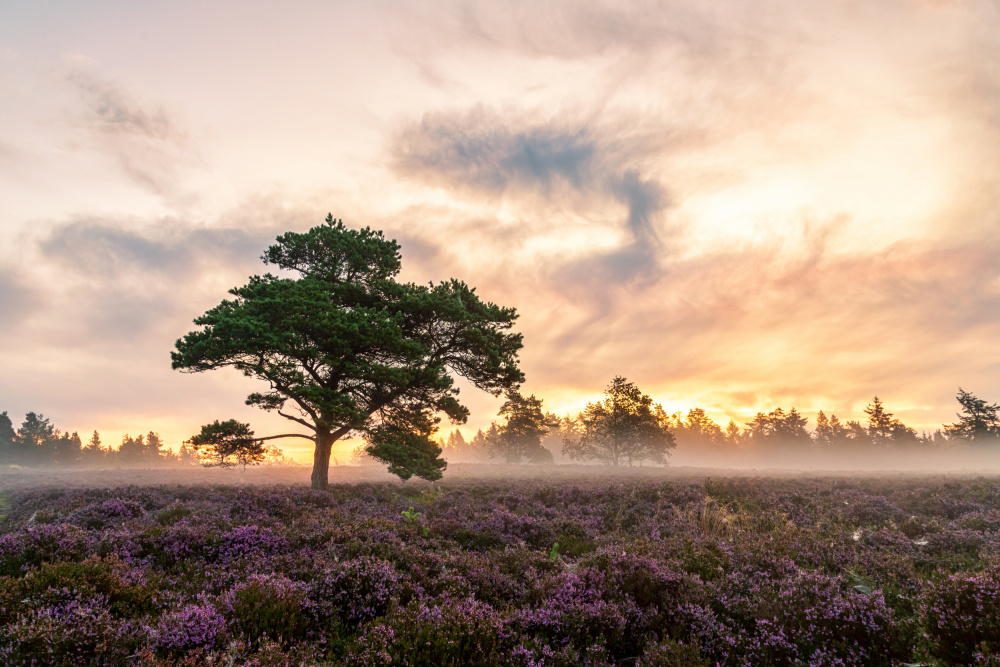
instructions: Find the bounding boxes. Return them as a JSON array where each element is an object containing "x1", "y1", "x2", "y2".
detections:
[
  {"x1": 32, "y1": 197, "x2": 321, "y2": 345},
  {"x1": 393, "y1": 107, "x2": 671, "y2": 291},
  {"x1": 0, "y1": 266, "x2": 37, "y2": 332},
  {"x1": 393, "y1": 109, "x2": 601, "y2": 196},
  {"x1": 41, "y1": 219, "x2": 265, "y2": 282},
  {"x1": 66, "y1": 67, "x2": 199, "y2": 196}
]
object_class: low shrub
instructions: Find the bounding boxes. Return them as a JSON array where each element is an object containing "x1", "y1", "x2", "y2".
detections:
[
  {"x1": 640, "y1": 638, "x2": 710, "y2": 667},
  {"x1": 308, "y1": 557, "x2": 401, "y2": 626},
  {"x1": 68, "y1": 499, "x2": 146, "y2": 530},
  {"x1": 346, "y1": 599, "x2": 506, "y2": 667},
  {"x1": 218, "y1": 574, "x2": 310, "y2": 646},
  {"x1": 923, "y1": 567, "x2": 1000, "y2": 664},
  {"x1": 0, "y1": 597, "x2": 140, "y2": 666},
  {"x1": 149, "y1": 602, "x2": 227, "y2": 655}
]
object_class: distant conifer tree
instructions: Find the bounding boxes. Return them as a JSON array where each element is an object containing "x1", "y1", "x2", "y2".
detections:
[
  {"x1": 488, "y1": 391, "x2": 553, "y2": 464},
  {"x1": 944, "y1": 388, "x2": 1000, "y2": 442}
]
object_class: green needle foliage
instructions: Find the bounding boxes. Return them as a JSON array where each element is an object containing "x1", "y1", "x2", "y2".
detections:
[
  {"x1": 172, "y1": 216, "x2": 524, "y2": 488},
  {"x1": 184, "y1": 419, "x2": 265, "y2": 469}
]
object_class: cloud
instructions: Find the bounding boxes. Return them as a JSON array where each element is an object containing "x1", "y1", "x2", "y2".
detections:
[
  {"x1": 40, "y1": 219, "x2": 267, "y2": 283},
  {"x1": 395, "y1": 111, "x2": 667, "y2": 246},
  {"x1": 382, "y1": 0, "x2": 1000, "y2": 429},
  {"x1": 524, "y1": 227, "x2": 1000, "y2": 417},
  {"x1": 372, "y1": 195, "x2": 1000, "y2": 427},
  {"x1": 393, "y1": 108, "x2": 600, "y2": 196},
  {"x1": 393, "y1": 0, "x2": 726, "y2": 62},
  {"x1": 0, "y1": 266, "x2": 37, "y2": 330},
  {"x1": 32, "y1": 198, "x2": 325, "y2": 345},
  {"x1": 615, "y1": 169, "x2": 665, "y2": 246},
  {"x1": 66, "y1": 67, "x2": 199, "y2": 196},
  {"x1": 392, "y1": 107, "x2": 672, "y2": 292}
]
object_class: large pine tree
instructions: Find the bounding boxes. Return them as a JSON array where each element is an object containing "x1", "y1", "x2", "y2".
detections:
[{"x1": 173, "y1": 216, "x2": 524, "y2": 488}]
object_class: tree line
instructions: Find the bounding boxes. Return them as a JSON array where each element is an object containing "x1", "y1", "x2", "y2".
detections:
[
  {"x1": 7, "y1": 383, "x2": 995, "y2": 471},
  {"x1": 441, "y1": 381, "x2": 1000, "y2": 466},
  {"x1": 0, "y1": 411, "x2": 196, "y2": 466},
  {"x1": 0, "y1": 412, "x2": 295, "y2": 467}
]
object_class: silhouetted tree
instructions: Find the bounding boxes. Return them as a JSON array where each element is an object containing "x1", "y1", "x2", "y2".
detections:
[
  {"x1": 814, "y1": 411, "x2": 849, "y2": 448},
  {"x1": 723, "y1": 420, "x2": 743, "y2": 447},
  {"x1": 263, "y1": 444, "x2": 296, "y2": 466},
  {"x1": 444, "y1": 429, "x2": 467, "y2": 452},
  {"x1": 17, "y1": 413, "x2": 57, "y2": 464},
  {"x1": 889, "y1": 420, "x2": 918, "y2": 444},
  {"x1": 864, "y1": 397, "x2": 895, "y2": 446},
  {"x1": 172, "y1": 216, "x2": 524, "y2": 488},
  {"x1": 944, "y1": 388, "x2": 1000, "y2": 442},
  {"x1": 185, "y1": 420, "x2": 266, "y2": 469},
  {"x1": 51, "y1": 432, "x2": 82, "y2": 466},
  {"x1": 563, "y1": 377, "x2": 675, "y2": 466},
  {"x1": 457, "y1": 426, "x2": 499, "y2": 462},
  {"x1": 441, "y1": 428, "x2": 489, "y2": 462},
  {"x1": 745, "y1": 407, "x2": 810, "y2": 446},
  {"x1": 863, "y1": 397, "x2": 916, "y2": 446},
  {"x1": 81, "y1": 431, "x2": 106, "y2": 464},
  {"x1": 845, "y1": 420, "x2": 870, "y2": 445},
  {"x1": 667, "y1": 408, "x2": 725, "y2": 450},
  {"x1": 927, "y1": 429, "x2": 949, "y2": 446},
  {"x1": 0, "y1": 412, "x2": 15, "y2": 463},
  {"x1": 540, "y1": 413, "x2": 582, "y2": 461},
  {"x1": 177, "y1": 441, "x2": 199, "y2": 465},
  {"x1": 488, "y1": 391, "x2": 553, "y2": 463},
  {"x1": 117, "y1": 434, "x2": 147, "y2": 464},
  {"x1": 144, "y1": 432, "x2": 165, "y2": 460}
]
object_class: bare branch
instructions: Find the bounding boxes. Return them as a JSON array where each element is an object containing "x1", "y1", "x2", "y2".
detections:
[
  {"x1": 254, "y1": 433, "x2": 316, "y2": 443},
  {"x1": 277, "y1": 409, "x2": 317, "y2": 431}
]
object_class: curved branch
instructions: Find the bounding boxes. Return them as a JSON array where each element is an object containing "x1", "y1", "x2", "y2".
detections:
[
  {"x1": 254, "y1": 433, "x2": 316, "y2": 443},
  {"x1": 331, "y1": 425, "x2": 354, "y2": 441},
  {"x1": 277, "y1": 409, "x2": 317, "y2": 431}
]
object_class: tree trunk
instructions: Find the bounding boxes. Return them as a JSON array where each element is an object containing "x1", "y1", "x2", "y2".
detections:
[{"x1": 311, "y1": 433, "x2": 333, "y2": 490}]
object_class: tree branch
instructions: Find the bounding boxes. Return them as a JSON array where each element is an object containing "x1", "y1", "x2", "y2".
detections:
[
  {"x1": 277, "y1": 409, "x2": 317, "y2": 431},
  {"x1": 331, "y1": 425, "x2": 354, "y2": 441},
  {"x1": 254, "y1": 433, "x2": 316, "y2": 443}
]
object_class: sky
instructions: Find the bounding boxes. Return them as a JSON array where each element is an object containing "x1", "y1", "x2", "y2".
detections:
[{"x1": 1, "y1": 0, "x2": 999, "y2": 462}]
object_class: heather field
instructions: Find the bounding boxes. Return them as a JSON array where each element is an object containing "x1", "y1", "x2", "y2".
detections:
[{"x1": 1, "y1": 473, "x2": 1000, "y2": 666}]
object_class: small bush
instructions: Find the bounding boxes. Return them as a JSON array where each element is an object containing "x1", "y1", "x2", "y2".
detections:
[
  {"x1": 0, "y1": 598, "x2": 139, "y2": 666},
  {"x1": 150, "y1": 602, "x2": 226, "y2": 654},
  {"x1": 308, "y1": 557, "x2": 401, "y2": 626},
  {"x1": 218, "y1": 574, "x2": 309, "y2": 646},
  {"x1": 737, "y1": 573, "x2": 910, "y2": 666},
  {"x1": 215, "y1": 525, "x2": 289, "y2": 563},
  {"x1": 640, "y1": 638, "x2": 710, "y2": 667},
  {"x1": 156, "y1": 504, "x2": 193, "y2": 526},
  {"x1": 517, "y1": 568, "x2": 645, "y2": 659},
  {"x1": 68, "y1": 499, "x2": 146, "y2": 530},
  {"x1": 0, "y1": 523, "x2": 93, "y2": 576},
  {"x1": 346, "y1": 599, "x2": 506, "y2": 667},
  {"x1": 20, "y1": 556, "x2": 136, "y2": 608},
  {"x1": 923, "y1": 568, "x2": 1000, "y2": 664}
]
